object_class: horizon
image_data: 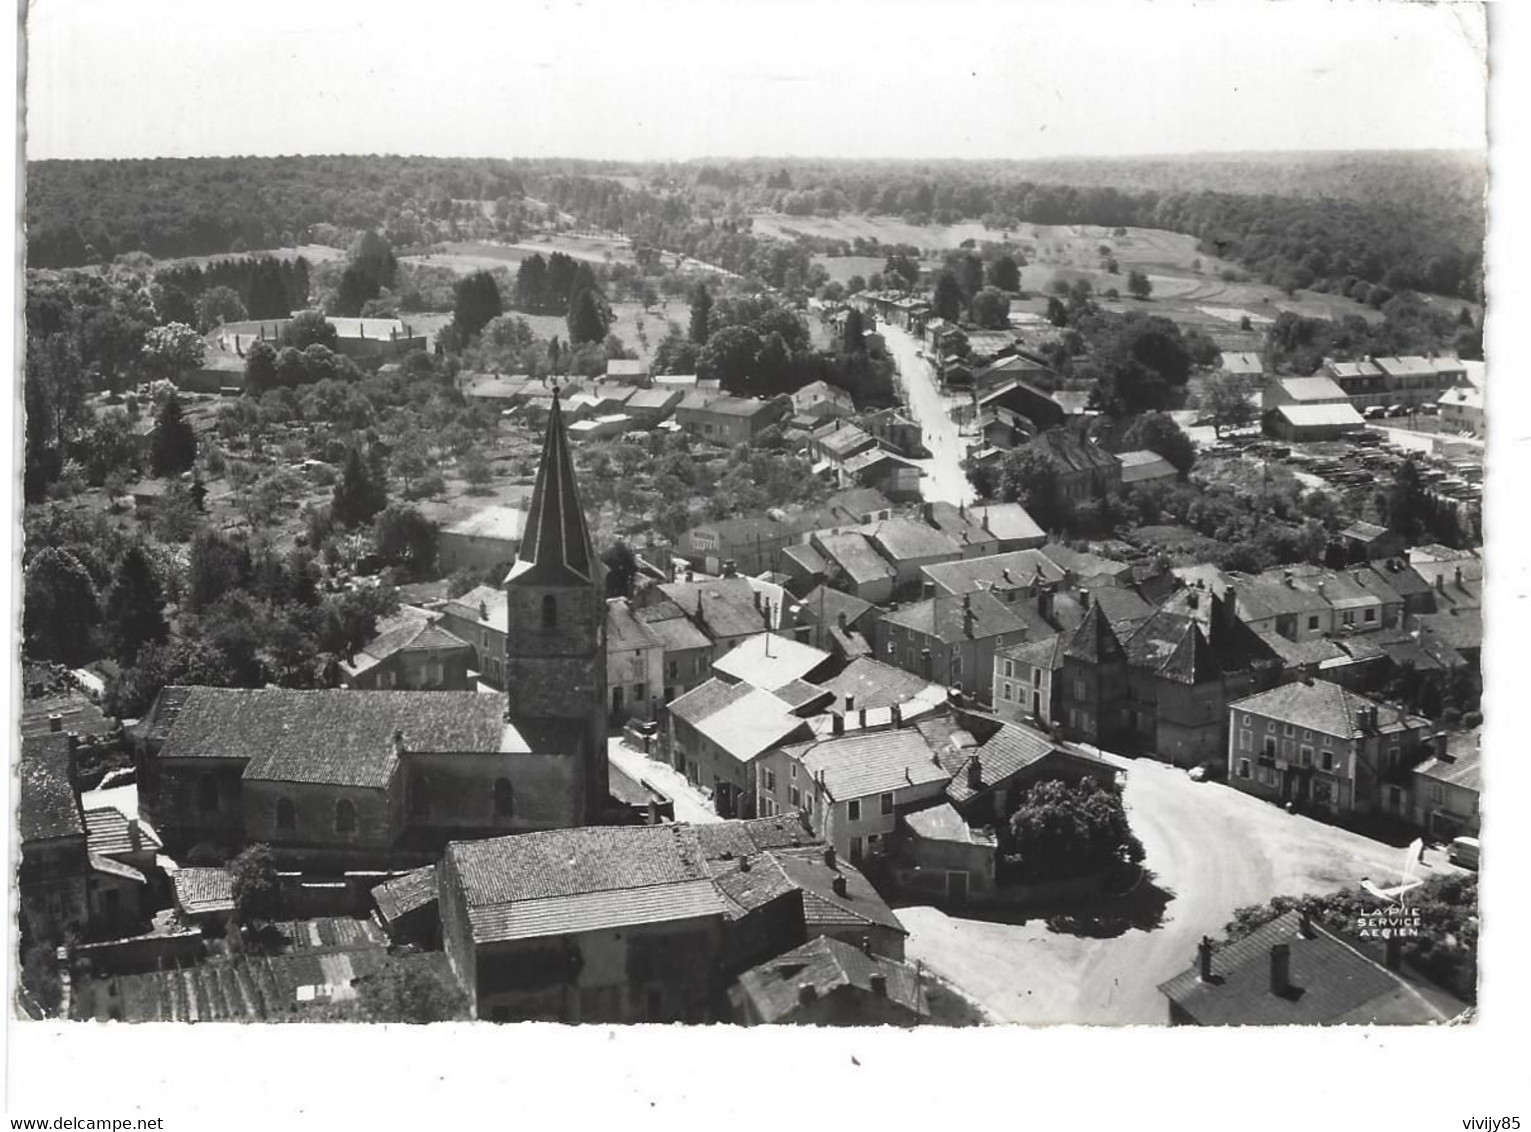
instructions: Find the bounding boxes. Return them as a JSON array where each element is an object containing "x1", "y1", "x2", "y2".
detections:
[{"x1": 25, "y1": 0, "x2": 1487, "y2": 163}]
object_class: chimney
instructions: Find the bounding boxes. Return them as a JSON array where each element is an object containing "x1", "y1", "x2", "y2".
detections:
[
  {"x1": 1078, "y1": 588, "x2": 1090, "y2": 610},
  {"x1": 858, "y1": 709, "x2": 868, "y2": 729},
  {"x1": 478, "y1": 601, "x2": 489, "y2": 621},
  {"x1": 1187, "y1": 591, "x2": 1199, "y2": 611},
  {"x1": 1298, "y1": 909, "x2": 1315, "y2": 939},
  {"x1": 1197, "y1": 936, "x2": 1214, "y2": 981},
  {"x1": 753, "y1": 589, "x2": 762, "y2": 612},
  {"x1": 1269, "y1": 942, "x2": 1292, "y2": 996},
  {"x1": 798, "y1": 984, "x2": 818, "y2": 1006},
  {"x1": 48, "y1": 713, "x2": 62, "y2": 733},
  {"x1": 1435, "y1": 574, "x2": 1445, "y2": 594},
  {"x1": 869, "y1": 973, "x2": 888, "y2": 997},
  {"x1": 1284, "y1": 570, "x2": 1295, "y2": 588},
  {"x1": 392, "y1": 728, "x2": 406, "y2": 755},
  {"x1": 1434, "y1": 731, "x2": 1450, "y2": 758},
  {"x1": 837, "y1": 611, "x2": 848, "y2": 633},
  {"x1": 966, "y1": 757, "x2": 982, "y2": 791},
  {"x1": 833, "y1": 713, "x2": 845, "y2": 736},
  {"x1": 922, "y1": 501, "x2": 935, "y2": 525},
  {"x1": 1454, "y1": 565, "x2": 1464, "y2": 589},
  {"x1": 845, "y1": 694, "x2": 856, "y2": 713},
  {"x1": 823, "y1": 846, "x2": 837, "y2": 870},
  {"x1": 739, "y1": 855, "x2": 752, "y2": 873},
  {"x1": 891, "y1": 703, "x2": 903, "y2": 729},
  {"x1": 832, "y1": 875, "x2": 849, "y2": 897},
  {"x1": 646, "y1": 801, "x2": 660, "y2": 826}
]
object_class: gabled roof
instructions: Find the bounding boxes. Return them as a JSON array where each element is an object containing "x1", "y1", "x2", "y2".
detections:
[
  {"x1": 606, "y1": 599, "x2": 665, "y2": 653},
  {"x1": 695, "y1": 814, "x2": 822, "y2": 862},
  {"x1": 1276, "y1": 376, "x2": 1348, "y2": 402},
  {"x1": 1412, "y1": 731, "x2": 1481, "y2": 793},
  {"x1": 1041, "y1": 542, "x2": 1130, "y2": 580},
  {"x1": 670, "y1": 678, "x2": 810, "y2": 761},
  {"x1": 787, "y1": 728, "x2": 948, "y2": 802},
  {"x1": 154, "y1": 687, "x2": 518, "y2": 788},
  {"x1": 971, "y1": 502, "x2": 1045, "y2": 545},
  {"x1": 945, "y1": 722, "x2": 1095, "y2": 805},
  {"x1": 733, "y1": 935, "x2": 925, "y2": 1022},
  {"x1": 508, "y1": 390, "x2": 597, "y2": 587},
  {"x1": 802, "y1": 584, "x2": 876, "y2": 630},
  {"x1": 1026, "y1": 429, "x2": 1121, "y2": 474},
  {"x1": 816, "y1": 531, "x2": 896, "y2": 588},
  {"x1": 1158, "y1": 911, "x2": 1466, "y2": 1026},
  {"x1": 773, "y1": 852, "x2": 907, "y2": 937},
  {"x1": 819, "y1": 423, "x2": 877, "y2": 460},
  {"x1": 781, "y1": 543, "x2": 828, "y2": 576},
  {"x1": 1274, "y1": 403, "x2": 1366, "y2": 429},
  {"x1": 640, "y1": 612, "x2": 713, "y2": 653},
  {"x1": 442, "y1": 505, "x2": 529, "y2": 541},
  {"x1": 816, "y1": 658, "x2": 940, "y2": 712},
  {"x1": 658, "y1": 577, "x2": 770, "y2": 640},
  {"x1": 1063, "y1": 603, "x2": 1127, "y2": 665},
  {"x1": 708, "y1": 852, "x2": 799, "y2": 919},
  {"x1": 19, "y1": 732, "x2": 83, "y2": 843},
  {"x1": 1117, "y1": 449, "x2": 1179, "y2": 484},
  {"x1": 862, "y1": 518, "x2": 961, "y2": 563},
  {"x1": 880, "y1": 589, "x2": 1033, "y2": 644},
  {"x1": 1230, "y1": 680, "x2": 1428, "y2": 738},
  {"x1": 999, "y1": 633, "x2": 1067, "y2": 671},
  {"x1": 713, "y1": 633, "x2": 831, "y2": 692},
  {"x1": 1123, "y1": 612, "x2": 1221, "y2": 685},
  {"x1": 446, "y1": 825, "x2": 725, "y2": 945},
  {"x1": 842, "y1": 448, "x2": 920, "y2": 476},
  {"x1": 921, "y1": 549, "x2": 1065, "y2": 596},
  {"x1": 443, "y1": 584, "x2": 509, "y2": 629},
  {"x1": 343, "y1": 608, "x2": 471, "y2": 676},
  {"x1": 173, "y1": 867, "x2": 234, "y2": 916},
  {"x1": 372, "y1": 866, "x2": 438, "y2": 924}
]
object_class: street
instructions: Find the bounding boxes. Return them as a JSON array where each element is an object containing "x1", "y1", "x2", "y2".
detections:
[
  {"x1": 880, "y1": 323, "x2": 976, "y2": 506},
  {"x1": 900, "y1": 753, "x2": 1453, "y2": 1024}
]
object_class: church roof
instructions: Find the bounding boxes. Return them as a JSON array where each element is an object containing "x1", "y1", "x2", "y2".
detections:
[{"x1": 509, "y1": 390, "x2": 597, "y2": 587}]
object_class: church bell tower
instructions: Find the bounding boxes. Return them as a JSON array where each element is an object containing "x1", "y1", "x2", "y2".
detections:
[{"x1": 504, "y1": 388, "x2": 608, "y2": 815}]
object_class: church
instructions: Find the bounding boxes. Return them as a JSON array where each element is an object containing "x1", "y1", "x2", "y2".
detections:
[{"x1": 133, "y1": 392, "x2": 611, "y2": 869}]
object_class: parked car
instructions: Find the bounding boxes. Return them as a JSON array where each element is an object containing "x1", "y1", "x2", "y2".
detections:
[{"x1": 1447, "y1": 836, "x2": 1480, "y2": 870}]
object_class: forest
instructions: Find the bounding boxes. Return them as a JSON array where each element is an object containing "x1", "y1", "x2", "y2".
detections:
[{"x1": 28, "y1": 151, "x2": 1485, "y2": 303}]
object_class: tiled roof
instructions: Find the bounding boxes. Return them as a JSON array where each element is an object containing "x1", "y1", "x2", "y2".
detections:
[
  {"x1": 816, "y1": 532, "x2": 896, "y2": 587},
  {"x1": 1026, "y1": 429, "x2": 1121, "y2": 474},
  {"x1": 782, "y1": 543, "x2": 828, "y2": 577},
  {"x1": 904, "y1": 801, "x2": 992, "y2": 844},
  {"x1": 371, "y1": 867, "x2": 439, "y2": 924},
  {"x1": 999, "y1": 633, "x2": 1067, "y2": 671},
  {"x1": 1233, "y1": 574, "x2": 1331, "y2": 619},
  {"x1": 659, "y1": 578, "x2": 769, "y2": 640},
  {"x1": 773, "y1": 851, "x2": 908, "y2": 934},
  {"x1": 447, "y1": 825, "x2": 726, "y2": 943},
  {"x1": 820, "y1": 424, "x2": 877, "y2": 460},
  {"x1": 1415, "y1": 610, "x2": 1482, "y2": 652},
  {"x1": 734, "y1": 935, "x2": 925, "y2": 1022},
  {"x1": 802, "y1": 585, "x2": 875, "y2": 631},
  {"x1": 1230, "y1": 680, "x2": 1427, "y2": 739},
  {"x1": 443, "y1": 584, "x2": 508, "y2": 628},
  {"x1": 921, "y1": 549, "x2": 1064, "y2": 596},
  {"x1": 668, "y1": 677, "x2": 752, "y2": 725},
  {"x1": 945, "y1": 723, "x2": 1099, "y2": 805},
  {"x1": 708, "y1": 853, "x2": 799, "y2": 919},
  {"x1": 641, "y1": 613, "x2": 713, "y2": 653},
  {"x1": 788, "y1": 728, "x2": 948, "y2": 802},
  {"x1": 156, "y1": 688, "x2": 515, "y2": 788},
  {"x1": 1323, "y1": 358, "x2": 1383, "y2": 379},
  {"x1": 1413, "y1": 737, "x2": 1481, "y2": 793},
  {"x1": 1438, "y1": 385, "x2": 1483, "y2": 410},
  {"x1": 1117, "y1": 450, "x2": 1179, "y2": 484},
  {"x1": 1220, "y1": 352, "x2": 1266, "y2": 375},
  {"x1": 1158, "y1": 911, "x2": 1465, "y2": 1025},
  {"x1": 686, "y1": 396, "x2": 779, "y2": 419},
  {"x1": 1063, "y1": 603, "x2": 1127, "y2": 665},
  {"x1": 695, "y1": 814, "x2": 821, "y2": 861},
  {"x1": 607, "y1": 599, "x2": 664, "y2": 652},
  {"x1": 1041, "y1": 542, "x2": 1129, "y2": 580},
  {"x1": 880, "y1": 589, "x2": 1033, "y2": 644},
  {"x1": 19, "y1": 732, "x2": 83, "y2": 842},
  {"x1": 1123, "y1": 611, "x2": 1221, "y2": 685},
  {"x1": 817, "y1": 658, "x2": 938, "y2": 712},
  {"x1": 83, "y1": 806, "x2": 161, "y2": 858},
  {"x1": 774, "y1": 679, "x2": 834, "y2": 712},
  {"x1": 713, "y1": 634, "x2": 831, "y2": 692},
  {"x1": 344, "y1": 608, "x2": 470, "y2": 676},
  {"x1": 1249, "y1": 627, "x2": 1346, "y2": 668},
  {"x1": 1342, "y1": 521, "x2": 1389, "y2": 542},
  {"x1": 508, "y1": 391, "x2": 597, "y2": 586},
  {"x1": 173, "y1": 867, "x2": 235, "y2": 916},
  {"x1": 863, "y1": 518, "x2": 961, "y2": 563}
]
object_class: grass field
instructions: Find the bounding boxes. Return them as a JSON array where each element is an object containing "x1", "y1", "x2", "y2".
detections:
[
  {"x1": 811, "y1": 254, "x2": 888, "y2": 284},
  {"x1": 402, "y1": 232, "x2": 638, "y2": 276}
]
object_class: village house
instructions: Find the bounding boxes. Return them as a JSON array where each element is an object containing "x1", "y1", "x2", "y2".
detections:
[
  {"x1": 438, "y1": 824, "x2": 728, "y2": 1023},
  {"x1": 798, "y1": 585, "x2": 878, "y2": 661},
  {"x1": 712, "y1": 632, "x2": 833, "y2": 694},
  {"x1": 339, "y1": 606, "x2": 475, "y2": 691},
  {"x1": 675, "y1": 395, "x2": 788, "y2": 445},
  {"x1": 666, "y1": 678, "x2": 814, "y2": 817},
  {"x1": 1024, "y1": 428, "x2": 1123, "y2": 503},
  {"x1": 461, "y1": 373, "x2": 536, "y2": 412},
  {"x1": 1410, "y1": 729, "x2": 1480, "y2": 840},
  {"x1": 790, "y1": 380, "x2": 856, "y2": 420},
  {"x1": 1337, "y1": 521, "x2": 1407, "y2": 565},
  {"x1": 1218, "y1": 351, "x2": 1267, "y2": 379},
  {"x1": 604, "y1": 357, "x2": 650, "y2": 385},
  {"x1": 974, "y1": 379, "x2": 1067, "y2": 435},
  {"x1": 1227, "y1": 679, "x2": 1434, "y2": 818},
  {"x1": 812, "y1": 530, "x2": 897, "y2": 604},
  {"x1": 922, "y1": 501, "x2": 1000, "y2": 559},
  {"x1": 861, "y1": 407, "x2": 924, "y2": 457},
  {"x1": 968, "y1": 502, "x2": 1046, "y2": 551},
  {"x1": 993, "y1": 634, "x2": 1067, "y2": 727},
  {"x1": 636, "y1": 606, "x2": 716, "y2": 705},
  {"x1": 861, "y1": 518, "x2": 963, "y2": 594},
  {"x1": 436, "y1": 504, "x2": 528, "y2": 575},
  {"x1": 1437, "y1": 384, "x2": 1484, "y2": 436},
  {"x1": 1259, "y1": 375, "x2": 1350, "y2": 415},
  {"x1": 920, "y1": 548, "x2": 1066, "y2": 603},
  {"x1": 606, "y1": 599, "x2": 665, "y2": 723},
  {"x1": 675, "y1": 514, "x2": 799, "y2": 577},
  {"x1": 814, "y1": 422, "x2": 880, "y2": 469},
  {"x1": 641, "y1": 576, "x2": 773, "y2": 653},
  {"x1": 437, "y1": 585, "x2": 508, "y2": 687},
  {"x1": 729, "y1": 936, "x2": 927, "y2": 1026},
  {"x1": 371, "y1": 865, "x2": 440, "y2": 949},
  {"x1": 875, "y1": 590, "x2": 1033, "y2": 699},
  {"x1": 839, "y1": 448, "x2": 923, "y2": 502},
  {"x1": 1159, "y1": 910, "x2": 1467, "y2": 1025},
  {"x1": 621, "y1": 386, "x2": 684, "y2": 429},
  {"x1": 1117, "y1": 449, "x2": 1180, "y2": 488},
  {"x1": 19, "y1": 731, "x2": 92, "y2": 938},
  {"x1": 1267, "y1": 402, "x2": 1367, "y2": 442}
]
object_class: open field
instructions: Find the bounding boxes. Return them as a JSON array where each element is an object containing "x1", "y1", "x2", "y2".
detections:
[
  {"x1": 153, "y1": 244, "x2": 349, "y2": 271},
  {"x1": 811, "y1": 254, "x2": 887, "y2": 284},
  {"x1": 749, "y1": 212, "x2": 994, "y2": 249},
  {"x1": 401, "y1": 232, "x2": 639, "y2": 275}
]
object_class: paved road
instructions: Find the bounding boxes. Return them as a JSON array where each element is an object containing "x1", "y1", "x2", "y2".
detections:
[
  {"x1": 607, "y1": 738, "x2": 722, "y2": 825},
  {"x1": 880, "y1": 324, "x2": 976, "y2": 506},
  {"x1": 901, "y1": 753, "x2": 1454, "y2": 1024}
]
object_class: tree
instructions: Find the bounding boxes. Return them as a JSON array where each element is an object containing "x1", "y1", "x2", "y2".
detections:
[
  {"x1": 452, "y1": 271, "x2": 503, "y2": 343},
  {"x1": 698, "y1": 325, "x2": 763, "y2": 395},
  {"x1": 23, "y1": 548, "x2": 101, "y2": 664},
  {"x1": 149, "y1": 392, "x2": 197, "y2": 476},
  {"x1": 282, "y1": 310, "x2": 338, "y2": 351},
  {"x1": 243, "y1": 340, "x2": 279, "y2": 396},
  {"x1": 391, "y1": 439, "x2": 429, "y2": 497},
  {"x1": 1005, "y1": 778, "x2": 1144, "y2": 883},
  {"x1": 140, "y1": 321, "x2": 206, "y2": 382},
  {"x1": 602, "y1": 541, "x2": 639, "y2": 598},
  {"x1": 349, "y1": 230, "x2": 398, "y2": 292},
  {"x1": 461, "y1": 451, "x2": 494, "y2": 492},
  {"x1": 357, "y1": 956, "x2": 470, "y2": 1024},
  {"x1": 1045, "y1": 296, "x2": 1069, "y2": 328},
  {"x1": 567, "y1": 288, "x2": 609, "y2": 345},
  {"x1": 194, "y1": 286, "x2": 247, "y2": 332},
  {"x1": 1126, "y1": 270, "x2": 1153, "y2": 300},
  {"x1": 970, "y1": 286, "x2": 1012, "y2": 330},
  {"x1": 689, "y1": 282, "x2": 713, "y2": 344},
  {"x1": 373, "y1": 504, "x2": 438, "y2": 577},
  {"x1": 229, "y1": 843, "x2": 280, "y2": 927},
  {"x1": 514, "y1": 254, "x2": 548, "y2": 313},
  {"x1": 1386, "y1": 458, "x2": 1429, "y2": 542},
  {"x1": 334, "y1": 267, "x2": 378, "y2": 317},
  {"x1": 103, "y1": 544, "x2": 168, "y2": 666},
  {"x1": 104, "y1": 636, "x2": 237, "y2": 719},
  {"x1": 987, "y1": 254, "x2": 1021, "y2": 292},
  {"x1": 184, "y1": 528, "x2": 251, "y2": 613},
  {"x1": 992, "y1": 445, "x2": 1070, "y2": 531},
  {"x1": 931, "y1": 272, "x2": 964, "y2": 322},
  {"x1": 331, "y1": 446, "x2": 388, "y2": 528},
  {"x1": 1121, "y1": 411, "x2": 1195, "y2": 473},
  {"x1": 1205, "y1": 374, "x2": 1258, "y2": 436},
  {"x1": 841, "y1": 307, "x2": 866, "y2": 354}
]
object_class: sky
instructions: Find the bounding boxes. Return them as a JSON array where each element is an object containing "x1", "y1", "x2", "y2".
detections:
[{"x1": 23, "y1": 0, "x2": 1488, "y2": 162}]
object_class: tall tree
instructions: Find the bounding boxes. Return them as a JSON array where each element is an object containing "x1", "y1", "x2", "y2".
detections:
[
  {"x1": 567, "y1": 288, "x2": 609, "y2": 345},
  {"x1": 689, "y1": 282, "x2": 713, "y2": 345},
  {"x1": 103, "y1": 544, "x2": 168, "y2": 666},
  {"x1": 931, "y1": 272, "x2": 964, "y2": 322},
  {"x1": 514, "y1": 253, "x2": 548, "y2": 313},
  {"x1": 993, "y1": 445, "x2": 1070, "y2": 531},
  {"x1": 357, "y1": 956, "x2": 470, "y2": 1023},
  {"x1": 194, "y1": 286, "x2": 247, "y2": 332},
  {"x1": 1126, "y1": 270, "x2": 1153, "y2": 300},
  {"x1": 970, "y1": 286, "x2": 1012, "y2": 330},
  {"x1": 149, "y1": 392, "x2": 198, "y2": 476},
  {"x1": 987, "y1": 254, "x2": 1021, "y2": 292},
  {"x1": 452, "y1": 271, "x2": 503, "y2": 343},
  {"x1": 243, "y1": 340, "x2": 279, "y2": 396},
  {"x1": 23, "y1": 548, "x2": 101, "y2": 664},
  {"x1": 372, "y1": 504, "x2": 438, "y2": 577},
  {"x1": 1005, "y1": 778, "x2": 1144, "y2": 883},
  {"x1": 334, "y1": 267, "x2": 378, "y2": 317},
  {"x1": 1121, "y1": 411, "x2": 1195, "y2": 473},
  {"x1": 282, "y1": 309, "x2": 338, "y2": 351},
  {"x1": 841, "y1": 307, "x2": 866, "y2": 354},
  {"x1": 349, "y1": 230, "x2": 398, "y2": 291},
  {"x1": 229, "y1": 843, "x2": 280, "y2": 927},
  {"x1": 331, "y1": 446, "x2": 388, "y2": 528},
  {"x1": 601, "y1": 541, "x2": 639, "y2": 598},
  {"x1": 140, "y1": 321, "x2": 206, "y2": 383}
]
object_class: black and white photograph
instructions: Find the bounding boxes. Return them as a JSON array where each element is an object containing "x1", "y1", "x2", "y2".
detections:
[{"x1": 5, "y1": 0, "x2": 1524, "y2": 1123}]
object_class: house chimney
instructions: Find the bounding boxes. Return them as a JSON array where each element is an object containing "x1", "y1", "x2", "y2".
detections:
[
  {"x1": 739, "y1": 855, "x2": 752, "y2": 873},
  {"x1": 1078, "y1": 589, "x2": 1090, "y2": 610},
  {"x1": 1284, "y1": 570, "x2": 1295, "y2": 588},
  {"x1": 966, "y1": 757, "x2": 982, "y2": 791},
  {"x1": 922, "y1": 501, "x2": 935, "y2": 525},
  {"x1": 833, "y1": 713, "x2": 845, "y2": 736},
  {"x1": 798, "y1": 984, "x2": 818, "y2": 1006},
  {"x1": 845, "y1": 694, "x2": 856, "y2": 713},
  {"x1": 1269, "y1": 942, "x2": 1292, "y2": 995},
  {"x1": 392, "y1": 728, "x2": 406, "y2": 754},
  {"x1": 1198, "y1": 936, "x2": 1214, "y2": 981},
  {"x1": 832, "y1": 875, "x2": 849, "y2": 897},
  {"x1": 823, "y1": 846, "x2": 837, "y2": 870},
  {"x1": 478, "y1": 601, "x2": 489, "y2": 621},
  {"x1": 48, "y1": 713, "x2": 62, "y2": 733},
  {"x1": 1316, "y1": 580, "x2": 1326, "y2": 598},
  {"x1": 837, "y1": 611, "x2": 848, "y2": 633},
  {"x1": 1299, "y1": 909, "x2": 1315, "y2": 939},
  {"x1": 891, "y1": 703, "x2": 903, "y2": 729},
  {"x1": 753, "y1": 590, "x2": 762, "y2": 612},
  {"x1": 859, "y1": 708, "x2": 868, "y2": 729},
  {"x1": 869, "y1": 973, "x2": 888, "y2": 997},
  {"x1": 1454, "y1": 566, "x2": 1464, "y2": 589},
  {"x1": 1434, "y1": 731, "x2": 1449, "y2": 758}
]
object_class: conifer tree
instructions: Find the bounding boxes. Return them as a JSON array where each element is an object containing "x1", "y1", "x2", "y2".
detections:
[{"x1": 104, "y1": 544, "x2": 168, "y2": 666}]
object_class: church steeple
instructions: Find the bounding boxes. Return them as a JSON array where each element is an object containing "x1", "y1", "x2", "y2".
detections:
[{"x1": 510, "y1": 388, "x2": 596, "y2": 587}]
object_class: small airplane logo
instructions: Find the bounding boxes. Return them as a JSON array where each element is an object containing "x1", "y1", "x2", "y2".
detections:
[{"x1": 1360, "y1": 838, "x2": 1426, "y2": 906}]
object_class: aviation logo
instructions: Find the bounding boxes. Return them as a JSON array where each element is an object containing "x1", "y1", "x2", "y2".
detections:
[{"x1": 1355, "y1": 837, "x2": 1426, "y2": 939}]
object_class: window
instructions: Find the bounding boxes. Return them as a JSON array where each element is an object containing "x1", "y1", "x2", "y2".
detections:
[
  {"x1": 1266, "y1": 721, "x2": 1277, "y2": 733},
  {"x1": 276, "y1": 797, "x2": 296, "y2": 831},
  {"x1": 765, "y1": 769, "x2": 776, "y2": 793},
  {"x1": 1321, "y1": 750, "x2": 1334, "y2": 772},
  {"x1": 1364, "y1": 608, "x2": 1377, "y2": 623},
  {"x1": 1074, "y1": 680, "x2": 1088, "y2": 700},
  {"x1": 1263, "y1": 737, "x2": 1278, "y2": 757},
  {"x1": 1342, "y1": 611, "x2": 1355, "y2": 627},
  {"x1": 880, "y1": 792, "x2": 894, "y2": 816},
  {"x1": 1307, "y1": 616, "x2": 1320, "y2": 630},
  {"x1": 1321, "y1": 734, "x2": 1333, "y2": 748},
  {"x1": 1237, "y1": 759, "x2": 1252, "y2": 779},
  {"x1": 1299, "y1": 745, "x2": 1313, "y2": 767},
  {"x1": 1238, "y1": 729, "x2": 1252, "y2": 750},
  {"x1": 1003, "y1": 683, "x2": 1014, "y2": 702},
  {"x1": 1004, "y1": 660, "x2": 1014, "y2": 678},
  {"x1": 198, "y1": 775, "x2": 219, "y2": 813},
  {"x1": 849, "y1": 837, "x2": 863, "y2": 863},
  {"x1": 1242, "y1": 714, "x2": 1252, "y2": 725},
  {"x1": 1386, "y1": 746, "x2": 1401, "y2": 770},
  {"x1": 847, "y1": 799, "x2": 861, "y2": 822},
  {"x1": 666, "y1": 661, "x2": 679, "y2": 681},
  {"x1": 790, "y1": 787, "x2": 801, "y2": 808},
  {"x1": 1283, "y1": 723, "x2": 1295, "y2": 737},
  {"x1": 1303, "y1": 729, "x2": 1312, "y2": 740},
  {"x1": 541, "y1": 594, "x2": 557, "y2": 628},
  {"x1": 494, "y1": 778, "x2": 515, "y2": 818},
  {"x1": 335, "y1": 799, "x2": 357, "y2": 835},
  {"x1": 790, "y1": 763, "x2": 797, "y2": 781},
  {"x1": 1033, "y1": 669, "x2": 1042, "y2": 687},
  {"x1": 632, "y1": 683, "x2": 646, "y2": 703}
]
